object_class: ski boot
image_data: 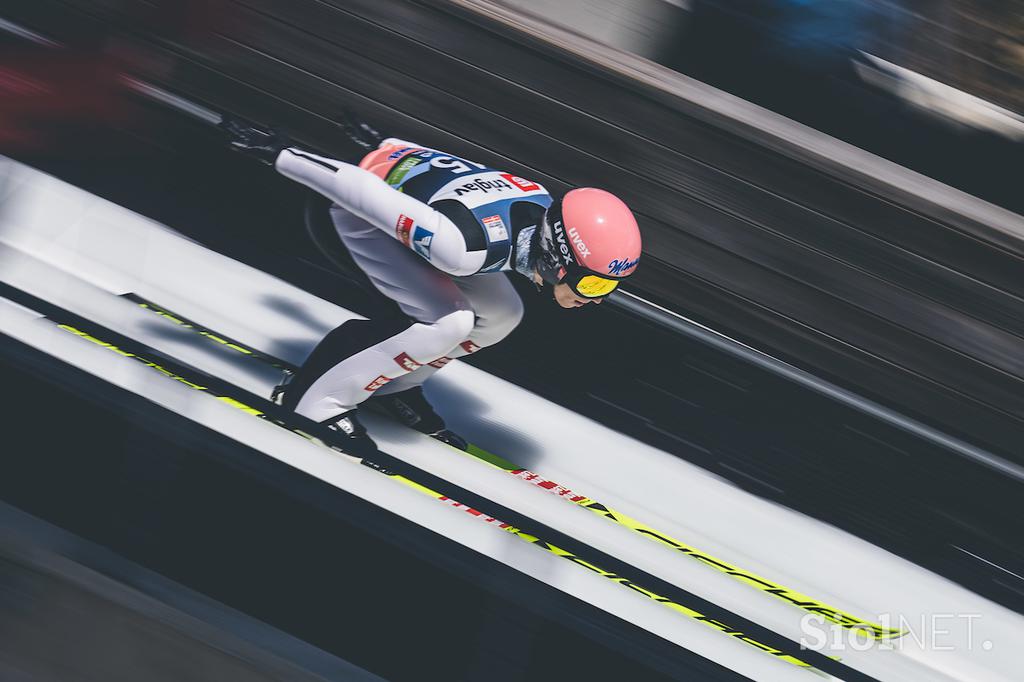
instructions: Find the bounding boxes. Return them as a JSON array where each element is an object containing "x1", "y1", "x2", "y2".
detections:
[
  {"x1": 368, "y1": 386, "x2": 468, "y2": 451},
  {"x1": 319, "y1": 409, "x2": 378, "y2": 459},
  {"x1": 271, "y1": 371, "x2": 377, "y2": 457},
  {"x1": 270, "y1": 368, "x2": 294, "y2": 407}
]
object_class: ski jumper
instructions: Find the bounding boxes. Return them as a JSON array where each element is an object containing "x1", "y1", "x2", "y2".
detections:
[{"x1": 275, "y1": 140, "x2": 552, "y2": 423}]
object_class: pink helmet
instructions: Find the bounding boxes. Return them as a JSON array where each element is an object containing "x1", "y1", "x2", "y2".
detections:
[{"x1": 539, "y1": 188, "x2": 642, "y2": 297}]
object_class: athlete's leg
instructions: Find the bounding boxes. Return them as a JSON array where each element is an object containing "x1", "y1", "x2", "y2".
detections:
[
  {"x1": 292, "y1": 207, "x2": 473, "y2": 422},
  {"x1": 293, "y1": 309, "x2": 473, "y2": 422},
  {"x1": 453, "y1": 272, "x2": 525, "y2": 350},
  {"x1": 374, "y1": 272, "x2": 524, "y2": 396}
]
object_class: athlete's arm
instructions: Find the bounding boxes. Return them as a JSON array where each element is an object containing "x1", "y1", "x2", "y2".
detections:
[{"x1": 275, "y1": 147, "x2": 486, "y2": 276}]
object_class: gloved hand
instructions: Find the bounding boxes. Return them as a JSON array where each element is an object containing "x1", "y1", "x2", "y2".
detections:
[
  {"x1": 339, "y1": 108, "x2": 384, "y2": 151},
  {"x1": 220, "y1": 115, "x2": 289, "y2": 165}
]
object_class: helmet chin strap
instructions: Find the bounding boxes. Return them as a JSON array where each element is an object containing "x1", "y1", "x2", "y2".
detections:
[
  {"x1": 534, "y1": 209, "x2": 568, "y2": 286},
  {"x1": 536, "y1": 254, "x2": 563, "y2": 286}
]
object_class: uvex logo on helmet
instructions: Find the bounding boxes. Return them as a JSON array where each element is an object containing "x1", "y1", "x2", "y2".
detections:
[
  {"x1": 552, "y1": 220, "x2": 575, "y2": 265},
  {"x1": 568, "y1": 227, "x2": 591, "y2": 258}
]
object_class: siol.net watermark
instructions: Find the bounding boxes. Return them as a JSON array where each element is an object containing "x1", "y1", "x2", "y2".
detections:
[{"x1": 800, "y1": 613, "x2": 994, "y2": 652}]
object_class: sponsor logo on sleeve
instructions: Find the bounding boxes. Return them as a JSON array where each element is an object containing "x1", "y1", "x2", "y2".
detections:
[
  {"x1": 396, "y1": 215, "x2": 414, "y2": 245},
  {"x1": 386, "y1": 156, "x2": 424, "y2": 186},
  {"x1": 607, "y1": 257, "x2": 639, "y2": 275},
  {"x1": 500, "y1": 173, "x2": 540, "y2": 192},
  {"x1": 393, "y1": 352, "x2": 421, "y2": 372},
  {"x1": 412, "y1": 226, "x2": 434, "y2": 258},
  {"x1": 460, "y1": 340, "x2": 481, "y2": 354},
  {"x1": 428, "y1": 357, "x2": 452, "y2": 369},
  {"x1": 364, "y1": 375, "x2": 392, "y2": 392},
  {"x1": 482, "y1": 214, "x2": 509, "y2": 242}
]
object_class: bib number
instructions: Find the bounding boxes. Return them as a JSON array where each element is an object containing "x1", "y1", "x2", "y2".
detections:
[{"x1": 429, "y1": 155, "x2": 485, "y2": 175}]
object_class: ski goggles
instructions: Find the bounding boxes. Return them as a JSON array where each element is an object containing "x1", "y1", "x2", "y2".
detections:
[{"x1": 560, "y1": 264, "x2": 620, "y2": 299}]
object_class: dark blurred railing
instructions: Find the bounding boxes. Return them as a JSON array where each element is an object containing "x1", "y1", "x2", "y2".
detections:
[
  {"x1": 864, "y1": 0, "x2": 1024, "y2": 114},
  {"x1": 0, "y1": 503, "x2": 386, "y2": 682}
]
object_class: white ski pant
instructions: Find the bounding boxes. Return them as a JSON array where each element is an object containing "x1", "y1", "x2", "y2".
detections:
[{"x1": 276, "y1": 148, "x2": 524, "y2": 423}]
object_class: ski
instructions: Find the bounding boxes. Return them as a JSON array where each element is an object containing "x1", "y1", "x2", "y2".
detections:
[
  {"x1": 124, "y1": 293, "x2": 902, "y2": 641},
  {"x1": 0, "y1": 283, "x2": 862, "y2": 677}
]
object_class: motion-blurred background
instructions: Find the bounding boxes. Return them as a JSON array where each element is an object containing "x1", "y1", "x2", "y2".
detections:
[{"x1": 2, "y1": 1, "x2": 1022, "y2": 680}]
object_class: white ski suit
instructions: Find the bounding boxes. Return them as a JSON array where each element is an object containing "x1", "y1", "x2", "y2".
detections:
[{"x1": 275, "y1": 140, "x2": 551, "y2": 423}]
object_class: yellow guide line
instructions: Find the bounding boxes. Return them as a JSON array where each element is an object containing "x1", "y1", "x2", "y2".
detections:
[
  {"x1": 130, "y1": 298, "x2": 905, "y2": 640},
  {"x1": 391, "y1": 474, "x2": 816, "y2": 670},
  {"x1": 54, "y1": 321, "x2": 824, "y2": 673},
  {"x1": 475, "y1": 457, "x2": 904, "y2": 640}
]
